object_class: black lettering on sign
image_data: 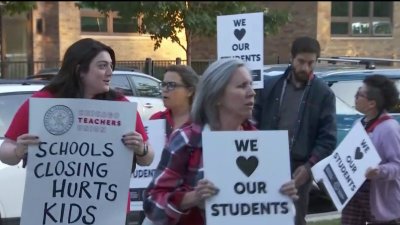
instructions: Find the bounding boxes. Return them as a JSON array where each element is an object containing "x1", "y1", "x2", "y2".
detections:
[
  {"x1": 234, "y1": 181, "x2": 267, "y2": 194},
  {"x1": 232, "y1": 43, "x2": 250, "y2": 51},
  {"x1": 233, "y1": 19, "x2": 246, "y2": 27},
  {"x1": 42, "y1": 202, "x2": 97, "y2": 225},
  {"x1": 210, "y1": 201, "x2": 289, "y2": 216},
  {"x1": 361, "y1": 139, "x2": 369, "y2": 153},
  {"x1": 234, "y1": 139, "x2": 258, "y2": 152}
]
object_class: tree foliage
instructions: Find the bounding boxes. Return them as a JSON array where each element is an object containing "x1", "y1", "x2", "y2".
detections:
[{"x1": 0, "y1": 1, "x2": 37, "y2": 15}]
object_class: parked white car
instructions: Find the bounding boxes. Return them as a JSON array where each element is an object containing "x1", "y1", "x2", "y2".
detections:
[
  {"x1": 30, "y1": 69, "x2": 166, "y2": 120},
  {"x1": 0, "y1": 83, "x2": 41, "y2": 224},
  {"x1": 0, "y1": 72, "x2": 165, "y2": 224}
]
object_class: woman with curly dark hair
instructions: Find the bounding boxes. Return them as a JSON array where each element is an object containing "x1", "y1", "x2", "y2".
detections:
[{"x1": 341, "y1": 75, "x2": 400, "y2": 225}]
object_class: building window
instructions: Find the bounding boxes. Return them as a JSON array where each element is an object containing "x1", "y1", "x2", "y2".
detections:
[
  {"x1": 113, "y1": 18, "x2": 139, "y2": 33},
  {"x1": 81, "y1": 16, "x2": 107, "y2": 32},
  {"x1": 80, "y1": 9, "x2": 140, "y2": 34},
  {"x1": 331, "y1": 1, "x2": 393, "y2": 37}
]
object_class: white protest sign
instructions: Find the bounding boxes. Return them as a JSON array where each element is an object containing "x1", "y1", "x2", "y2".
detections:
[
  {"x1": 129, "y1": 119, "x2": 166, "y2": 211},
  {"x1": 202, "y1": 130, "x2": 294, "y2": 225},
  {"x1": 217, "y1": 12, "x2": 264, "y2": 89},
  {"x1": 312, "y1": 121, "x2": 381, "y2": 211},
  {"x1": 22, "y1": 98, "x2": 137, "y2": 225}
]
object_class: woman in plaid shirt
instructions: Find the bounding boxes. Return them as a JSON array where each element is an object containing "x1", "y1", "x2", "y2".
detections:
[{"x1": 143, "y1": 58, "x2": 298, "y2": 225}]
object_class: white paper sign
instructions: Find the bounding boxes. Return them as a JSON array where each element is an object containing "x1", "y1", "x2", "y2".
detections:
[
  {"x1": 217, "y1": 12, "x2": 264, "y2": 89},
  {"x1": 312, "y1": 121, "x2": 381, "y2": 211},
  {"x1": 129, "y1": 119, "x2": 166, "y2": 211},
  {"x1": 22, "y1": 98, "x2": 137, "y2": 225},
  {"x1": 202, "y1": 130, "x2": 294, "y2": 225}
]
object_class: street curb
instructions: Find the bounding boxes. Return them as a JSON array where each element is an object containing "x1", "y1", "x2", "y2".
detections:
[{"x1": 306, "y1": 211, "x2": 341, "y2": 222}]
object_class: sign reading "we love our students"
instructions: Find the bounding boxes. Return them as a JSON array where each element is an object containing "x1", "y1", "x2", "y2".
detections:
[
  {"x1": 202, "y1": 130, "x2": 294, "y2": 225},
  {"x1": 217, "y1": 12, "x2": 264, "y2": 89}
]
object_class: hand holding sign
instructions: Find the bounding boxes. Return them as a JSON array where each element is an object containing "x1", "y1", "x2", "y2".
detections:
[
  {"x1": 279, "y1": 180, "x2": 299, "y2": 201},
  {"x1": 194, "y1": 179, "x2": 219, "y2": 202},
  {"x1": 365, "y1": 167, "x2": 379, "y2": 179},
  {"x1": 293, "y1": 165, "x2": 311, "y2": 188}
]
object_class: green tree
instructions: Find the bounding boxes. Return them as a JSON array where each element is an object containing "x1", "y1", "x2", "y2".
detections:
[
  {"x1": 0, "y1": 1, "x2": 36, "y2": 15},
  {"x1": 0, "y1": 1, "x2": 36, "y2": 77},
  {"x1": 77, "y1": 1, "x2": 291, "y2": 65}
]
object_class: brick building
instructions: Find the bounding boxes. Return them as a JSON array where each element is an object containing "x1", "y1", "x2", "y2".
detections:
[
  {"x1": 1, "y1": 1, "x2": 399, "y2": 77},
  {"x1": 192, "y1": 1, "x2": 400, "y2": 64},
  {"x1": 1, "y1": 2, "x2": 187, "y2": 77}
]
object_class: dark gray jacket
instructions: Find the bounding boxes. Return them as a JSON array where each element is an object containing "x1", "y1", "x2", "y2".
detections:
[{"x1": 253, "y1": 66, "x2": 337, "y2": 167}]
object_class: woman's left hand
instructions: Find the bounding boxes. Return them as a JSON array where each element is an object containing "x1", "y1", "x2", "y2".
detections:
[
  {"x1": 365, "y1": 167, "x2": 380, "y2": 179},
  {"x1": 121, "y1": 131, "x2": 145, "y2": 155},
  {"x1": 280, "y1": 179, "x2": 299, "y2": 201}
]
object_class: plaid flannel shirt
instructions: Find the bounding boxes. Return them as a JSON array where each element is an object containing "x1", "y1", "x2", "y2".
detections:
[{"x1": 143, "y1": 121, "x2": 256, "y2": 225}]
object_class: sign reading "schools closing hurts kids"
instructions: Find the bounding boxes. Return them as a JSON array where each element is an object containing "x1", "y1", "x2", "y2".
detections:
[
  {"x1": 202, "y1": 130, "x2": 294, "y2": 225},
  {"x1": 22, "y1": 98, "x2": 137, "y2": 225}
]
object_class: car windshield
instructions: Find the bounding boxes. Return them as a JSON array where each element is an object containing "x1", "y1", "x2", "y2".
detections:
[
  {"x1": 335, "y1": 96, "x2": 361, "y2": 115},
  {"x1": 0, "y1": 93, "x2": 32, "y2": 138}
]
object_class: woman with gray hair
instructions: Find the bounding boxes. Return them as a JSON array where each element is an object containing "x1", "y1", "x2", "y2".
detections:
[{"x1": 143, "y1": 58, "x2": 298, "y2": 225}]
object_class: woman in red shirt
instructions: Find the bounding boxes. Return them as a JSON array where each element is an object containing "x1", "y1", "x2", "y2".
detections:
[
  {"x1": 0, "y1": 38, "x2": 154, "y2": 214},
  {"x1": 150, "y1": 65, "x2": 199, "y2": 139}
]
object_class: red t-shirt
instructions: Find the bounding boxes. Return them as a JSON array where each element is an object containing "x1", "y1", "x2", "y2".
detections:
[
  {"x1": 5, "y1": 89, "x2": 148, "y2": 213},
  {"x1": 149, "y1": 109, "x2": 192, "y2": 140}
]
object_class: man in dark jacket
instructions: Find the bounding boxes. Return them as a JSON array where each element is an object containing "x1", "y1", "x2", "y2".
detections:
[{"x1": 253, "y1": 36, "x2": 337, "y2": 225}]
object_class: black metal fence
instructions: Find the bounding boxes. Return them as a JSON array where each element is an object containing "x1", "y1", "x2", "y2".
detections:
[
  {"x1": 0, "y1": 58, "x2": 215, "y2": 80},
  {"x1": 0, "y1": 56, "x2": 283, "y2": 80}
]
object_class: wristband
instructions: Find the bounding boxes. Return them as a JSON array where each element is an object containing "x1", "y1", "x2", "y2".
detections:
[{"x1": 136, "y1": 143, "x2": 148, "y2": 157}]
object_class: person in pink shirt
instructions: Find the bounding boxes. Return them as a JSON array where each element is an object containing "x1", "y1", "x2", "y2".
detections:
[{"x1": 342, "y1": 75, "x2": 400, "y2": 225}]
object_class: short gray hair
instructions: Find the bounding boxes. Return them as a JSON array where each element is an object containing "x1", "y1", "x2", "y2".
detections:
[{"x1": 191, "y1": 58, "x2": 247, "y2": 129}]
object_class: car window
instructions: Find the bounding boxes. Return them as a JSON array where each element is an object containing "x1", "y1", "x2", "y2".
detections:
[
  {"x1": 0, "y1": 93, "x2": 32, "y2": 138},
  {"x1": 111, "y1": 75, "x2": 134, "y2": 96},
  {"x1": 329, "y1": 79, "x2": 400, "y2": 112},
  {"x1": 129, "y1": 75, "x2": 161, "y2": 98},
  {"x1": 328, "y1": 80, "x2": 363, "y2": 109},
  {"x1": 335, "y1": 96, "x2": 360, "y2": 115}
]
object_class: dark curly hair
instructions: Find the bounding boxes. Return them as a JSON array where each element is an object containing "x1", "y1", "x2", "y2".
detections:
[{"x1": 363, "y1": 74, "x2": 400, "y2": 111}]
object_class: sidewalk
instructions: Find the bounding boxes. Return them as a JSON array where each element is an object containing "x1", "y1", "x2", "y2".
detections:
[{"x1": 306, "y1": 211, "x2": 341, "y2": 222}]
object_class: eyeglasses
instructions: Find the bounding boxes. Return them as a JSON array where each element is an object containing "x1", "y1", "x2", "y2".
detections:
[
  {"x1": 355, "y1": 91, "x2": 369, "y2": 99},
  {"x1": 160, "y1": 81, "x2": 187, "y2": 91}
]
